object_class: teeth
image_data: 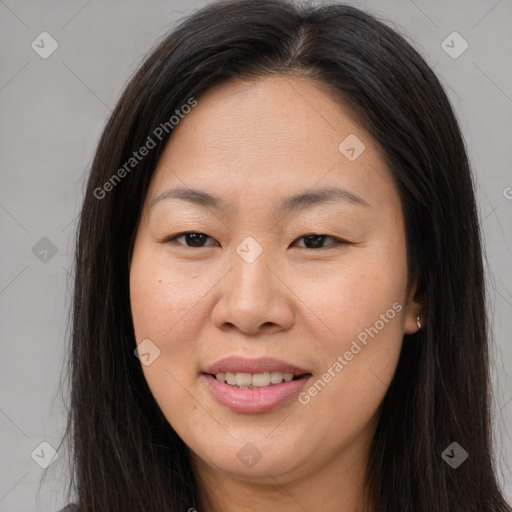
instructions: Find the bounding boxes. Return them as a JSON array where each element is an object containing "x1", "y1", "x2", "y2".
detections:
[
  {"x1": 235, "y1": 373, "x2": 252, "y2": 387},
  {"x1": 270, "y1": 371, "x2": 283, "y2": 384},
  {"x1": 252, "y1": 372, "x2": 271, "y2": 387},
  {"x1": 215, "y1": 371, "x2": 298, "y2": 388}
]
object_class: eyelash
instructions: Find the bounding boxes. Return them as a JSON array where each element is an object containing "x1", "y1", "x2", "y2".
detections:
[{"x1": 164, "y1": 232, "x2": 347, "y2": 250}]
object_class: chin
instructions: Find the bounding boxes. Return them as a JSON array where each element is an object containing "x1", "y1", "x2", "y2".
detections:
[{"x1": 188, "y1": 434, "x2": 308, "y2": 482}]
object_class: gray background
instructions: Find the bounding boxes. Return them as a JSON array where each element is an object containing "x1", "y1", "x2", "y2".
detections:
[{"x1": 0, "y1": 0, "x2": 511, "y2": 510}]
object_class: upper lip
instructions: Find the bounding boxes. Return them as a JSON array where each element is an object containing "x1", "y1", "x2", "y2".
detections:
[{"x1": 203, "y1": 356, "x2": 310, "y2": 375}]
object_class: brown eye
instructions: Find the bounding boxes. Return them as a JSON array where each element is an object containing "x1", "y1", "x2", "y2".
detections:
[
  {"x1": 166, "y1": 232, "x2": 217, "y2": 248},
  {"x1": 293, "y1": 234, "x2": 344, "y2": 249}
]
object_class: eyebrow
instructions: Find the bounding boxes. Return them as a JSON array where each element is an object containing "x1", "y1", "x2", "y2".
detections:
[{"x1": 149, "y1": 185, "x2": 370, "y2": 214}]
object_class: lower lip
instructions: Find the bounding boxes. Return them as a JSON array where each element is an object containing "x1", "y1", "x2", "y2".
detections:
[{"x1": 202, "y1": 374, "x2": 311, "y2": 413}]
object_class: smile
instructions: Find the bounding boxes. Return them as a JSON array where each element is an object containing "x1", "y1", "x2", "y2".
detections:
[{"x1": 201, "y1": 357, "x2": 312, "y2": 413}]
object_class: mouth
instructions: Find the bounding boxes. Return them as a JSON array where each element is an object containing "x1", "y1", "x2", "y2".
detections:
[{"x1": 201, "y1": 357, "x2": 312, "y2": 413}]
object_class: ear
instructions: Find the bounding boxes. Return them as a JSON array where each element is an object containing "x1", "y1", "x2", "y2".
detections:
[{"x1": 403, "y1": 278, "x2": 424, "y2": 335}]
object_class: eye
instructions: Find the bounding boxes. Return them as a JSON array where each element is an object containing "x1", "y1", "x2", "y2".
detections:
[
  {"x1": 292, "y1": 234, "x2": 344, "y2": 249},
  {"x1": 165, "y1": 232, "x2": 217, "y2": 248},
  {"x1": 164, "y1": 232, "x2": 345, "y2": 250}
]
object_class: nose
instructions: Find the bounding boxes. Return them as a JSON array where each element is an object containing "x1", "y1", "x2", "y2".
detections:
[{"x1": 210, "y1": 246, "x2": 295, "y2": 336}]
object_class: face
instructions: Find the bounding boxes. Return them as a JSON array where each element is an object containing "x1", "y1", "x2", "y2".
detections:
[{"x1": 129, "y1": 75, "x2": 422, "y2": 489}]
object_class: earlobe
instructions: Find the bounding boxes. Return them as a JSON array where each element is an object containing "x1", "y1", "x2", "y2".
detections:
[
  {"x1": 404, "y1": 311, "x2": 423, "y2": 335},
  {"x1": 404, "y1": 280, "x2": 424, "y2": 335}
]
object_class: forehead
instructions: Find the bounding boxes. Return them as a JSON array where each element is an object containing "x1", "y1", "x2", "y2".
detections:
[{"x1": 145, "y1": 75, "x2": 399, "y2": 215}]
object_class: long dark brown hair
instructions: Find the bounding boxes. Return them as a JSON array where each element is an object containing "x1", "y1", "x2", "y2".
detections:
[{"x1": 55, "y1": 0, "x2": 511, "y2": 510}]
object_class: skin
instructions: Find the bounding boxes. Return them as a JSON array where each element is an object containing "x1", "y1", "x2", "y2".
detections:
[{"x1": 129, "y1": 74, "x2": 423, "y2": 512}]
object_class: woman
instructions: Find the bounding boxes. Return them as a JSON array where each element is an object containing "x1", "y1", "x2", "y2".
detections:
[{"x1": 56, "y1": 0, "x2": 511, "y2": 510}]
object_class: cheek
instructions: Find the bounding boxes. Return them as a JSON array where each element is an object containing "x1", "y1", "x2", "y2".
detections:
[
  {"x1": 303, "y1": 326, "x2": 403, "y2": 453},
  {"x1": 129, "y1": 245, "x2": 217, "y2": 403},
  {"x1": 294, "y1": 242, "x2": 406, "y2": 429},
  {"x1": 129, "y1": 247, "x2": 206, "y2": 343},
  {"x1": 296, "y1": 243, "x2": 407, "y2": 347},
  {"x1": 129, "y1": 250, "x2": 206, "y2": 432}
]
